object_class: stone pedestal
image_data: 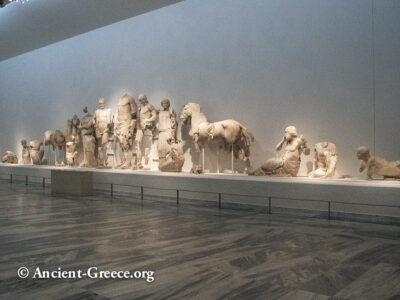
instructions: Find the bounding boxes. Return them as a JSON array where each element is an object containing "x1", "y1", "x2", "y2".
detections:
[{"x1": 51, "y1": 169, "x2": 93, "y2": 196}]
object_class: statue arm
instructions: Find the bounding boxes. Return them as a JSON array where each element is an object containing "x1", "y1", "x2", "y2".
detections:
[
  {"x1": 275, "y1": 138, "x2": 286, "y2": 151},
  {"x1": 148, "y1": 106, "x2": 158, "y2": 123},
  {"x1": 359, "y1": 160, "x2": 367, "y2": 173},
  {"x1": 325, "y1": 153, "x2": 337, "y2": 177}
]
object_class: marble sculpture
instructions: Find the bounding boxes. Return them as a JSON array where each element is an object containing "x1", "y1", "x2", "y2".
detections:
[
  {"x1": 79, "y1": 107, "x2": 96, "y2": 168},
  {"x1": 157, "y1": 98, "x2": 177, "y2": 170},
  {"x1": 94, "y1": 98, "x2": 114, "y2": 167},
  {"x1": 29, "y1": 140, "x2": 44, "y2": 165},
  {"x1": 180, "y1": 102, "x2": 254, "y2": 169},
  {"x1": 66, "y1": 136, "x2": 79, "y2": 167},
  {"x1": 250, "y1": 126, "x2": 309, "y2": 177},
  {"x1": 308, "y1": 142, "x2": 341, "y2": 178},
  {"x1": 158, "y1": 138, "x2": 185, "y2": 172},
  {"x1": 1, "y1": 151, "x2": 18, "y2": 164},
  {"x1": 21, "y1": 139, "x2": 31, "y2": 164},
  {"x1": 357, "y1": 146, "x2": 400, "y2": 180},
  {"x1": 134, "y1": 94, "x2": 157, "y2": 169},
  {"x1": 115, "y1": 94, "x2": 137, "y2": 169}
]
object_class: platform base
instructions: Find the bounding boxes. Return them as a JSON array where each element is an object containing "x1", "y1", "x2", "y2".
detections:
[{"x1": 51, "y1": 169, "x2": 93, "y2": 196}]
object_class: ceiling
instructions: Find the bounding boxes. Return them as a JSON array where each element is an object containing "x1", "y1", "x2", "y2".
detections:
[{"x1": 0, "y1": 0, "x2": 182, "y2": 61}]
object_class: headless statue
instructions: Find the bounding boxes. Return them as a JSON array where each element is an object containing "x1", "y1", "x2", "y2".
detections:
[
  {"x1": 357, "y1": 146, "x2": 400, "y2": 180},
  {"x1": 308, "y1": 142, "x2": 342, "y2": 178},
  {"x1": 29, "y1": 140, "x2": 44, "y2": 165}
]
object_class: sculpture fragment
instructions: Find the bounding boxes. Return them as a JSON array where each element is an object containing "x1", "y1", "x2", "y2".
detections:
[
  {"x1": 1, "y1": 151, "x2": 18, "y2": 164},
  {"x1": 308, "y1": 142, "x2": 341, "y2": 178},
  {"x1": 79, "y1": 107, "x2": 96, "y2": 168},
  {"x1": 29, "y1": 140, "x2": 44, "y2": 165},
  {"x1": 21, "y1": 139, "x2": 31, "y2": 164},
  {"x1": 357, "y1": 146, "x2": 400, "y2": 180},
  {"x1": 159, "y1": 139, "x2": 185, "y2": 172},
  {"x1": 157, "y1": 98, "x2": 177, "y2": 170}
]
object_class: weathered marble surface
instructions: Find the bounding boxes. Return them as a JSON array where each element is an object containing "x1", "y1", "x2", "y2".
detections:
[{"x1": 0, "y1": 181, "x2": 399, "y2": 299}]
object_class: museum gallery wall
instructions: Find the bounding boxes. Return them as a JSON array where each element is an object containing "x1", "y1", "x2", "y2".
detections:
[{"x1": 0, "y1": 0, "x2": 399, "y2": 178}]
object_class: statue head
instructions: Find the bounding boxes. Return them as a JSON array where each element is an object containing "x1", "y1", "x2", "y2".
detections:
[
  {"x1": 356, "y1": 146, "x2": 370, "y2": 161},
  {"x1": 83, "y1": 106, "x2": 88, "y2": 114},
  {"x1": 161, "y1": 98, "x2": 170, "y2": 110},
  {"x1": 21, "y1": 139, "x2": 27, "y2": 147},
  {"x1": 138, "y1": 93, "x2": 148, "y2": 105},
  {"x1": 72, "y1": 115, "x2": 80, "y2": 126},
  {"x1": 284, "y1": 126, "x2": 298, "y2": 140},
  {"x1": 99, "y1": 98, "x2": 105, "y2": 109}
]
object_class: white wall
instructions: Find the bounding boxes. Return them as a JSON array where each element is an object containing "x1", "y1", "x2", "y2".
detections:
[{"x1": 0, "y1": 0, "x2": 399, "y2": 177}]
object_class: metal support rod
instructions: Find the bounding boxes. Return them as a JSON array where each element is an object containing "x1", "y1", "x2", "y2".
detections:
[
  {"x1": 218, "y1": 193, "x2": 222, "y2": 209},
  {"x1": 231, "y1": 143, "x2": 234, "y2": 173},
  {"x1": 42, "y1": 177, "x2": 45, "y2": 188},
  {"x1": 202, "y1": 146, "x2": 205, "y2": 171},
  {"x1": 111, "y1": 184, "x2": 113, "y2": 196},
  {"x1": 25, "y1": 176, "x2": 28, "y2": 186},
  {"x1": 141, "y1": 186, "x2": 144, "y2": 200},
  {"x1": 176, "y1": 190, "x2": 179, "y2": 205},
  {"x1": 328, "y1": 201, "x2": 331, "y2": 220},
  {"x1": 268, "y1": 197, "x2": 272, "y2": 214},
  {"x1": 10, "y1": 174, "x2": 12, "y2": 184}
]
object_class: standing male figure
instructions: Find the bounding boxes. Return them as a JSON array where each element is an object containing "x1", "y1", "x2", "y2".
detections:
[
  {"x1": 115, "y1": 94, "x2": 137, "y2": 169},
  {"x1": 94, "y1": 98, "x2": 114, "y2": 167},
  {"x1": 134, "y1": 93, "x2": 157, "y2": 169},
  {"x1": 157, "y1": 98, "x2": 177, "y2": 169}
]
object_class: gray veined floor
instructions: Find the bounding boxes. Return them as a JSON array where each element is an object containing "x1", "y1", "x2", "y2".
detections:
[{"x1": 0, "y1": 181, "x2": 399, "y2": 300}]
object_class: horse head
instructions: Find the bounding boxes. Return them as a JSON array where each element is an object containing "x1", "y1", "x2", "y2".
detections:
[{"x1": 180, "y1": 102, "x2": 201, "y2": 125}]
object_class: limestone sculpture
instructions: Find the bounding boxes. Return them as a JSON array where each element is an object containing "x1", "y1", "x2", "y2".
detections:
[
  {"x1": 356, "y1": 146, "x2": 400, "y2": 180},
  {"x1": 79, "y1": 107, "x2": 96, "y2": 168},
  {"x1": 115, "y1": 94, "x2": 137, "y2": 169},
  {"x1": 94, "y1": 98, "x2": 114, "y2": 167},
  {"x1": 21, "y1": 139, "x2": 31, "y2": 164},
  {"x1": 1, "y1": 151, "x2": 18, "y2": 164},
  {"x1": 250, "y1": 126, "x2": 310, "y2": 177},
  {"x1": 157, "y1": 98, "x2": 177, "y2": 171},
  {"x1": 180, "y1": 102, "x2": 254, "y2": 171},
  {"x1": 159, "y1": 138, "x2": 185, "y2": 172},
  {"x1": 308, "y1": 142, "x2": 341, "y2": 178},
  {"x1": 134, "y1": 93, "x2": 157, "y2": 169},
  {"x1": 66, "y1": 136, "x2": 79, "y2": 167},
  {"x1": 29, "y1": 140, "x2": 44, "y2": 165}
]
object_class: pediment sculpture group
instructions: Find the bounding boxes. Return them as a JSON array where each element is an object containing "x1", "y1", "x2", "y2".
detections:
[{"x1": 2, "y1": 94, "x2": 399, "y2": 180}]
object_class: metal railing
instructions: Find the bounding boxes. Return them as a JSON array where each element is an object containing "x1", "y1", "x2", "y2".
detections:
[{"x1": 1, "y1": 172, "x2": 399, "y2": 221}]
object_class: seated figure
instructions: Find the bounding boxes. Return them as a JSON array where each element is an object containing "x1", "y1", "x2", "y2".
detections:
[
  {"x1": 357, "y1": 146, "x2": 400, "y2": 180},
  {"x1": 249, "y1": 126, "x2": 310, "y2": 177},
  {"x1": 159, "y1": 139, "x2": 185, "y2": 172},
  {"x1": 308, "y1": 142, "x2": 342, "y2": 178},
  {"x1": 66, "y1": 136, "x2": 79, "y2": 167}
]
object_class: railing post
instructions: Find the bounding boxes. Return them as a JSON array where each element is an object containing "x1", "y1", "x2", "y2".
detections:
[
  {"x1": 218, "y1": 193, "x2": 222, "y2": 209},
  {"x1": 25, "y1": 176, "x2": 28, "y2": 186},
  {"x1": 176, "y1": 190, "x2": 179, "y2": 205},
  {"x1": 141, "y1": 186, "x2": 144, "y2": 200},
  {"x1": 10, "y1": 174, "x2": 12, "y2": 184},
  {"x1": 328, "y1": 201, "x2": 331, "y2": 220},
  {"x1": 110, "y1": 184, "x2": 113, "y2": 196},
  {"x1": 268, "y1": 196, "x2": 272, "y2": 215},
  {"x1": 42, "y1": 177, "x2": 45, "y2": 188}
]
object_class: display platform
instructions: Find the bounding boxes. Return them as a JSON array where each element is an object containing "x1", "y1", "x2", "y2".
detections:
[{"x1": 0, "y1": 164, "x2": 399, "y2": 221}]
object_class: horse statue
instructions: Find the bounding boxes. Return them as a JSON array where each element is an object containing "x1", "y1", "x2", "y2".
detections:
[{"x1": 180, "y1": 102, "x2": 254, "y2": 170}]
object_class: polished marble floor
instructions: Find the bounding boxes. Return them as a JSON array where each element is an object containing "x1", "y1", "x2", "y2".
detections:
[{"x1": 0, "y1": 180, "x2": 399, "y2": 300}]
